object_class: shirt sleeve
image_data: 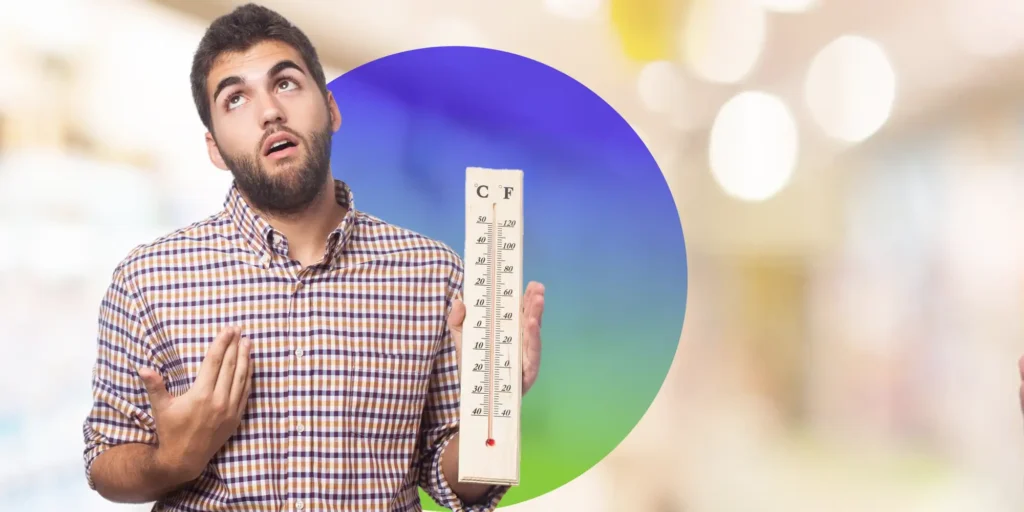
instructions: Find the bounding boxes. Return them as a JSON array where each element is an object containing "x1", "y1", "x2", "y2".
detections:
[
  {"x1": 417, "y1": 253, "x2": 510, "y2": 511},
  {"x1": 82, "y1": 263, "x2": 159, "y2": 490}
]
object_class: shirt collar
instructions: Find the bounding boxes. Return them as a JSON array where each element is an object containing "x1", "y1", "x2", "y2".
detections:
[{"x1": 224, "y1": 178, "x2": 357, "y2": 269}]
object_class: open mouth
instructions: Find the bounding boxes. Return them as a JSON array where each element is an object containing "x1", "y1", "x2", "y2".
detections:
[
  {"x1": 266, "y1": 139, "x2": 298, "y2": 155},
  {"x1": 262, "y1": 132, "x2": 301, "y2": 158}
]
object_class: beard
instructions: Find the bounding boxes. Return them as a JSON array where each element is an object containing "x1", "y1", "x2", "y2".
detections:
[{"x1": 220, "y1": 120, "x2": 333, "y2": 216}]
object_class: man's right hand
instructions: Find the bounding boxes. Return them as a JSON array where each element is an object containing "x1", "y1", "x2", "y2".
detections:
[{"x1": 137, "y1": 326, "x2": 254, "y2": 483}]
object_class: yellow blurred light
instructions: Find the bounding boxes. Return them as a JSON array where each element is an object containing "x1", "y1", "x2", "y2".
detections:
[
  {"x1": 609, "y1": 0, "x2": 682, "y2": 62},
  {"x1": 682, "y1": 0, "x2": 766, "y2": 84},
  {"x1": 637, "y1": 60, "x2": 685, "y2": 114},
  {"x1": 708, "y1": 91, "x2": 799, "y2": 202},
  {"x1": 754, "y1": 0, "x2": 818, "y2": 13},
  {"x1": 804, "y1": 35, "x2": 896, "y2": 143}
]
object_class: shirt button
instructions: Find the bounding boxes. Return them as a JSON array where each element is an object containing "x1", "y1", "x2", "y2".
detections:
[
  {"x1": 295, "y1": 348, "x2": 304, "y2": 358},
  {"x1": 297, "y1": 423, "x2": 305, "y2": 434},
  {"x1": 295, "y1": 500, "x2": 304, "y2": 510}
]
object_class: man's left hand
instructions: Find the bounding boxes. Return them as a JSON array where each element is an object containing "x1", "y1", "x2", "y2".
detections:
[{"x1": 449, "y1": 281, "x2": 545, "y2": 395}]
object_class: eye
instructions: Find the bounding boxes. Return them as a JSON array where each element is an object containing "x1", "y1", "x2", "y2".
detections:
[
  {"x1": 277, "y1": 79, "x2": 298, "y2": 92},
  {"x1": 227, "y1": 94, "x2": 248, "y2": 110}
]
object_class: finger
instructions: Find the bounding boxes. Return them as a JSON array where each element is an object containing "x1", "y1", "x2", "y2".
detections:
[
  {"x1": 524, "y1": 281, "x2": 542, "y2": 307},
  {"x1": 532, "y1": 293, "x2": 545, "y2": 327},
  {"x1": 229, "y1": 338, "x2": 252, "y2": 412},
  {"x1": 195, "y1": 327, "x2": 239, "y2": 390},
  {"x1": 521, "y1": 284, "x2": 541, "y2": 324},
  {"x1": 236, "y1": 357, "x2": 255, "y2": 419},
  {"x1": 524, "y1": 285, "x2": 543, "y2": 352},
  {"x1": 214, "y1": 329, "x2": 241, "y2": 402},
  {"x1": 521, "y1": 286, "x2": 534, "y2": 331},
  {"x1": 526, "y1": 281, "x2": 543, "y2": 299},
  {"x1": 138, "y1": 367, "x2": 171, "y2": 411}
]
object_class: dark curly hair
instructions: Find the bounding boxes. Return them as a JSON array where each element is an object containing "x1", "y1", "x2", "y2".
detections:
[{"x1": 190, "y1": 3, "x2": 329, "y2": 132}]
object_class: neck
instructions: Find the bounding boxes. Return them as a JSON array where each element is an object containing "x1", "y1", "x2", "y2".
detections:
[{"x1": 254, "y1": 175, "x2": 347, "y2": 267}]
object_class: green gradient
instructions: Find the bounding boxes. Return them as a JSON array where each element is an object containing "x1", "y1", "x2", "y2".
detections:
[{"x1": 420, "y1": 332, "x2": 671, "y2": 509}]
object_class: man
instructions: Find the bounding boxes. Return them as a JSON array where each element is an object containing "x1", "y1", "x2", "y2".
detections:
[{"x1": 81, "y1": 3, "x2": 545, "y2": 511}]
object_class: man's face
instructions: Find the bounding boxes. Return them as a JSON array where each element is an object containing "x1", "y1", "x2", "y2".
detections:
[{"x1": 204, "y1": 39, "x2": 341, "y2": 215}]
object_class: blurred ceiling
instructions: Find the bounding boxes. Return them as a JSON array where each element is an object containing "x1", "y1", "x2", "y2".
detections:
[
  {"x1": 153, "y1": 0, "x2": 1024, "y2": 155},
  {"x1": 151, "y1": 0, "x2": 1024, "y2": 256}
]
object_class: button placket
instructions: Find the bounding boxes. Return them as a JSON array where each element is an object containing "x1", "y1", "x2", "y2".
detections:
[
  {"x1": 290, "y1": 275, "x2": 314, "y2": 507},
  {"x1": 285, "y1": 275, "x2": 307, "y2": 508}
]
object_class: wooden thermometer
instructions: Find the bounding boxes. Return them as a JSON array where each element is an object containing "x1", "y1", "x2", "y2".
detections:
[{"x1": 458, "y1": 167, "x2": 524, "y2": 486}]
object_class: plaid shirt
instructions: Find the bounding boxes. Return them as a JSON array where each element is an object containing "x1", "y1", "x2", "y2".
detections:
[{"x1": 82, "y1": 179, "x2": 509, "y2": 511}]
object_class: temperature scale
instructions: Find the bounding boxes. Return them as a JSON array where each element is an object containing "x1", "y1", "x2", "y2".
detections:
[{"x1": 458, "y1": 167, "x2": 524, "y2": 486}]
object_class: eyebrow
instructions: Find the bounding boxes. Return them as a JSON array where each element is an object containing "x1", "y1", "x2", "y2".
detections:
[{"x1": 212, "y1": 59, "x2": 308, "y2": 104}]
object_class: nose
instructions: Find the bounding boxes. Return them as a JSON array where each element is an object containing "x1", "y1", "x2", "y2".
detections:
[{"x1": 258, "y1": 92, "x2": 286, "y2": 128}]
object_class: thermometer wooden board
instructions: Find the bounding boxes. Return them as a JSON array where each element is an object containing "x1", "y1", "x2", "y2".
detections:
[{"x1": 458, "y1": 166, "x2": 524, "y2": 486}]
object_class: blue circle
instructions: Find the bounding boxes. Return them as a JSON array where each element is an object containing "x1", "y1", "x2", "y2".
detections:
[{"x1": 327, "y1": 46, "x2": 687, "y2": 508}]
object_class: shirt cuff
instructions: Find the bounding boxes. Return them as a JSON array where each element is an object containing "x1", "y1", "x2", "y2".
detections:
[
  {"x1": 83, "y1": 441, "x2": 111, "y2": 491},
  {"x1": 428, "y1": 432, "x2": 512, "y2": 512}
]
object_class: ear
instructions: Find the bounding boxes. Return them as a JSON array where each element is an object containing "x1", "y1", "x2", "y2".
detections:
[
  {"x1": 327, "y1": 91, "x2": 342, "y2": 132},
  {"x1": 205, "y1": 131, "x2": 229, "y2": 171}
]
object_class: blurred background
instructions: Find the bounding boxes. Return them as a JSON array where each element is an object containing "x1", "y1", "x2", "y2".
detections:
[{"x1": 2, "y1": 0, "x2": 1024, "y2": 510}]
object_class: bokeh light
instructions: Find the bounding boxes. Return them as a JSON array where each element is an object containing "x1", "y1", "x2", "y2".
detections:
[
  {"x1": 682, "y1": 0, "x2": 766, "y2": 84},
  {"x1": 708, "y1": 91, "x2": 799, "y2": 201},
  {"x1": 804, "y1": 34, "x2": 896, "y2": 143},
  {"x1": 637, "y1": 60, "x2": 686, "y2": 114}
]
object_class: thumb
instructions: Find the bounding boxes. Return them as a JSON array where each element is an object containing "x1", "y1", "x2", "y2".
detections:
[{"x1": 138, "y1": 367, "x2": 171, "y2": 410}]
